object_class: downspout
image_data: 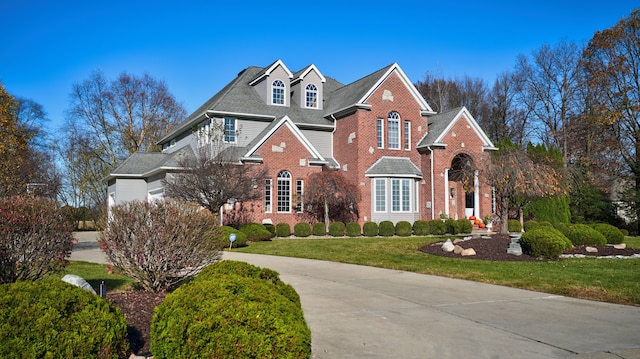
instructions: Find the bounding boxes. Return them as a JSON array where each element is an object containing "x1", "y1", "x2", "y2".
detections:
[{"x1": 427, "y1": 146, "x2": 435, "y2": 220}]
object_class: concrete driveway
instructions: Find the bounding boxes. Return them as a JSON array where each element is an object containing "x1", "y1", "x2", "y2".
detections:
[{"x1": 70, "y1": 233, "x2": 640, "y2": 358}]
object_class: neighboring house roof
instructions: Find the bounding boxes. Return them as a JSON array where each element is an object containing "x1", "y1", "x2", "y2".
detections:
[
  {"x1": 105, "y1": 145, "x2": 195, "y2": 181},
  {"x1": 417, "y1": 106, "x2": 497, "y2": 151},
  {"x1": 365, "y1": 156, "x2": 423, "y2": 178}
]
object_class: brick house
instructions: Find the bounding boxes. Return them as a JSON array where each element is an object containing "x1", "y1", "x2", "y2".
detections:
[{"x1": 106, "y1": 59, "x2": 497, "y2": 226}]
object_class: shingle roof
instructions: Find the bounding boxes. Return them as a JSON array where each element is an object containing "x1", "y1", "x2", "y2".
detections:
[
  {"x1": 417, "y1": 107, "x2": 464, "y2": 148},
  {"x1": 365, "y1": 157, "x2": 422, "y2": 178},
  {"x1": 109, "y1": 146, "x2": 195, "y2": 177},
  {"x1": 323, "y1": 64, "x2": 394, "y2": 114}
]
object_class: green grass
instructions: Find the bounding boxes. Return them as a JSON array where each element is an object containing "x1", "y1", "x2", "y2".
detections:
[
  {"x1": 233, "y1": 236, "x2": 640, "y2": 306},
  {"x1": 56, "y1": 261, "x2": 134, "y2": 293}
]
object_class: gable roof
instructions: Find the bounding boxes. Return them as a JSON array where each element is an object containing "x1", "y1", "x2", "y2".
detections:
[
  {"x1": 292, "y1": 64, "x2": 326, "y2": 83},
  {"x1": 417, "y1": 106, "x2": 497, "y2": 151},
  {"x1": 365, "y1": 156, "x2": 422, "y2": 178},
  {"x1": 248, "y1": 59, "x2": 293, "y2": 86}
]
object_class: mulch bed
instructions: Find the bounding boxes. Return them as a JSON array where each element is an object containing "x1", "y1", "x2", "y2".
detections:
[{"x1": 109, "y1": 234, "x2": 640, "y2": 357}]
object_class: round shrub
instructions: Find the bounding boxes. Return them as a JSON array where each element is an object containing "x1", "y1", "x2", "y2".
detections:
[
  {"x1": 444, "y1": 219, "x2": 460, "y2": 234},
  {"x1": 566, "y1": 224, "x2": 607, "y2": 246},
  {"x1": 346, "y1": 222, "x2": 361, "y2": 237},
  {"x1": 151, "y1": 275, "x2": 311, "y2": 359},
  {"x1": 239, "y1": 223, "x2": 272, "y2": 241},
  {"x1": 312, "y1": 222, "x2": 326, "y2": 236},
  {"x1": 457, "y1": 219, "x2": 473, "y2": 234},
  {"x1": 413, "y1": 220, "x2": 430, "y2": 236},
  {"x1": 552, "y1": 222, "x2": 571, "y2": 237},
  {"x1": 196, "y1": 260, "x2": 300, "y2": 306},
  {"x1": 395, "y1": 221, "x2": 413, "y2": 237},
  {"x1": 294, "y1": 222, "x2": 311, "y2": 237},
  {"x1": 378, "y1": 221, "x2": 395, "y2": 237},
  {"x1": 363, "y1": 222, "x2": 378, "y2": 236},
  {"x1": 523, "y1": 220, "x2": 539, "y2": 231},
  {"x1": 329, "y1": 221, "x2": 345, "y2": 237},
  {"x1": 220, "y1": 226, "x2": 248, "y2": 248},
  {"x1": 591, "y1": 223, "x2": 624, "y2": 244},
  {"x1": 520, "y1": 227, "x2": 572, "y2": 259},
  {"x1": 263, "y1": 223, "x2": 276, "y2": 237},
  {"x1": 428, "y1": 219, "x2": 446, "y2": 235},
  {"x1": 508, "y1": 219, "x2": 522, "y2": 233},
  {"x1": 275, "y1": 222, "x2": 291, "y2": 237},
  {"x1": 0, "y1": 279, "x2": 129, "y2": 358}
]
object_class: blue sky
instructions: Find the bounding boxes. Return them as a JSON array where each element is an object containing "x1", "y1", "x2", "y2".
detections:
[{"x1": 1, "y1": 0, "x2": 636, "y2": 134}]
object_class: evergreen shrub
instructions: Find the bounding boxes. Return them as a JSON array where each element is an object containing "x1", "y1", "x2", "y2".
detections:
[
  {"x1": 552, "y1": 222, "x2": 571, "y2": 237},
  {"x1": 508, "y1": 219, "x2": 522, "y2": 233},
  {"x1": 445, "y1": 219, "x2": 460, "y2": 234},
  {"x1": 329, "y1": 222, "x2": 345, "y2": 236},
  {"x1": 0, "y1": 279, "x2": 129, "y2": 358},
  {"x1": 362, "y1": 222, "x2": 378, "y2": 237},
  {"x1": 294, "y1": 222, "x2": 311, "y2": 237},
  {"x1": 520, "y1": 227, "x2": 573, "y2": 260},
  {"x1": 275, "y1": 223, "x2": 291, "y2": 237},
  {"x1": 457, "y1": 219, "x2": 473, "y2": 234},
  {"x1": 346, "y1": 222, "x2": 361, "y2": 237},
  {"x1": 220, "y1": 226, "x2": 248, "y2": 248},
  {"x1": 429, "y1": 220, "x2": 446, "y2": 235},
  {"x1": 395, "y1": 221, "x2": 413, "y2": 237},
  {"x1": 566, "y1": 224, "x2": 607, "y2": 246},
  {"x1": 413, "y1": 220, "x2": 430, "y2": 236},
  {"x1": 151, "y1": 274, "x2": 311, "y2": 358},
  {"x1": 263, "y1": 223, "x2": 276, "y2": 237},
  {"x1": 239, "y1": 223, "x2": 272, "y2": 241},
  {"x1": 312, "y1": 222, "x2": 326, "y2": 236},
  {"x1": 378, "y1": 221, "x2": 395, "y2": 237},
  {"x1": 591, "y1": 223, "x2": 624, "y2": 244}
]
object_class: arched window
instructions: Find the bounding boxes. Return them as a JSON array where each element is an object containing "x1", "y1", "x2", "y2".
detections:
[
  {"x1": 272, "y1": 80, "x2": 285, "y2": 105},
  {"x1": 305, "y1": 83, "x2": 318, "y2": 108},
  {"x1": 387, "y1": 111, "x2": 400, "y2": 149},
  {"x1": 277, "y1": 170, "x2": 291, "y2": 212}
]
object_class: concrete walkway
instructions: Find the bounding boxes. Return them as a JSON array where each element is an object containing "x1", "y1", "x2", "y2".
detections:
[{"x1": 70, "y1": 233, "x2": 640, "y2": 358}]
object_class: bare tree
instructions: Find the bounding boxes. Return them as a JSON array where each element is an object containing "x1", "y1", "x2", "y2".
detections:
[
  {"x1": 484, "y1": 72, "x2": 530, "y2": 145},
  {"x1": 416, "y1": 73, "x2": 489, "y2": 123},
  {"x1": 303, "y1": 170, "x2": 361, "y2": 230},
  {"x1": 163, "y1": 123, "x2": 268, "y2": 216},
  {"x1": 62, "y1": 70, "x2": 186, "y2": 211}
]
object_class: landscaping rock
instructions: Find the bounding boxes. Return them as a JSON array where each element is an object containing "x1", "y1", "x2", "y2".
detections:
[
  {"x1": 453, "y1": 245, "x2": 464, "y2": 254},
  {"x1": 586, "y1": 246, "x2": 598, "y2": 253},
  {"x1": 461, "y1": 248, "x2": 476, "y2": 256},
  {"x1": 442, "y1": 239, "x2": 455, "y2": 252},
  {"x1": 614, "y1": 243, "x2": 627, "y2": 249}
]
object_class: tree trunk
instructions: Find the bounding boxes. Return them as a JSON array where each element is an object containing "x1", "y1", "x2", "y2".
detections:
[
  {"x1": 500, "y1": 196, "x2": 510, "y2": 234},
  {"x1": 324, "y1": 199, "x2": 330, "y2": 233}
]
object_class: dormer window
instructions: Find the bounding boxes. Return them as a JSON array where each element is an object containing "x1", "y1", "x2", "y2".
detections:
[
  {"x1": 305, "y1": 84, "x2": 318, "y2": 108},
  {"x1": 272, "y1": 80, "x2": 285, "y2": 105}
]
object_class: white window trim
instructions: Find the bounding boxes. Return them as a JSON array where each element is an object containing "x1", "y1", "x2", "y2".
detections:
[
  {"x1": 277, "y1": 171, "x2": 291, "y2": 213},
  {"x1": 376, "y1": 118, "x2": 384, "y2": 149},
  {"x1": 390, "y1": 178, "x2": 413, "y2": 213},
  {"x1": 305, "y1": 83, "x2": 318, "y2": 109},
  {"x1": 404, "y1": 121, "x2": 411, "y2": 150},
  {"x1": 295, "y1": 179, "x2": 304, "y2": 213},
  {"x1": 271, "y1": 79, "x2": 286, "y2": 106},
  {"x1": 388, "y1": 112, "x2": 400, "y2": 150},
  {"x1": 264, "y1": 179, "x2": 272, "y2": 213},
  {"x1": 224, "y1": 117, "x2": 237, "y2": 143},
  {"x1": 374, "y1": 178, "x2": 387, "y2": 212}
]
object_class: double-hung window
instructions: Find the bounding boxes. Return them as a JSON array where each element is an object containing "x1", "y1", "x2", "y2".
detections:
[
  {"x1": 295, "y1": 179, "x2": 304, "y2": 212},
  {"x1": 374, "y1": 179, "x2": 386, "y2": 212},
  {"x1": 264, "y1": 179, "x2": 272, "y2": 213},
  {"x1": 305, "y1": 84, "x2": 318, "y2": 108},
  {"x1": 376, "y1": 119, "x2": 384, "y2": 148},
  {"x1": 404, "y1": 121, "x2": 411, "y2": 150},
  {"x1": 387, "y1": 112, "x2": 400, "y2": 149},
  {"x1": 391, "y1": 179, "x2": 411, "y2": 212},
  {"x1": 224, "y1": 117, "x2": 236, "y2": 143}
]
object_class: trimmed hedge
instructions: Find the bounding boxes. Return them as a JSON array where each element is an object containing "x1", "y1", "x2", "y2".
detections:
[
  {"x1": 395, "y1": 221, "x2": 413, "y2": 237},
  {"x1": 429, "y1": 220, "x2": 446, "y2": 235},
  {"x1": 508, "y1": 219, "x2": 522, "y2": 233},
  {"x1": 220, "y1": 226, "x2": 248, "y2": 248},
  {"x1": 151, "y1": 272, "x2": 310, "y2": 358},
  {"x1": 444, "y1": 219, "x2": 460, "y2": 234},
  {"x1": 363, "y1": 222, "x2": 378, "y2": 237},
  {"x1": 329, "y1": 222, "x2": 345, "y2": 237},
  {"x1": 312, "y1": 222, "x2": 326, "y2": 236},
  {"x1": 566, "y1": 224, "x2": 607, "y2": 246},
  {"x1": 263, "y1": 223, "x2": 276, "y2": 238},
  {"x1": 0, "y1": 279, "x2": 129, "y2": 358},
  {"x1": 346, "y1": 222, "x2": 361, "y2": 237},
  {"x1": 458, "y1": 219, "x2": 473, "y2": 234},
  {"x1": 294, "y1": 222, "x2": 311, "y2": 237},
  {"x1": 239, "y1": 223, "x2": 272, "y2": 241},
  {"x1": 591, "y1": 223, "x2": 624, "y2": 244},
  {"x1": 379, "y1": 221, "x2": 395, "y2": 237},
  {"x1": 520, "y1": 227, "x2": 573, "y2": 260},
  {"x1": 275, "y1": 223, "x2": 291, "y2": 237},
  {"x1": 413, "y1": 220, "x2": 430, "y2": 236}
]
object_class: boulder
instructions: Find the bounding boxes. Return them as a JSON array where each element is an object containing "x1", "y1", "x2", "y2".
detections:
[
  {"x1": 441, "y1": 239, "x2": 455, "y2": 252},
  {"x1": 613, "y1": 243, "x2": 626, "y2": 250},
  {"x1": 586, "y1": 246, "x2": 598, "y2": 253},
  {"x1": 461, "y1": 248, "x2": 476, "y2": 256},
  {"x1": 61, "y1": 274, "x2": 96, "y2": 294},
  {"x1": 453, "y1": 245, "x2": 464, "y2": 254}
]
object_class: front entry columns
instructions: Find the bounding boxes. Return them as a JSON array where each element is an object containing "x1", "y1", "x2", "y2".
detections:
[
  {"x1": 444, "y1": 168, "x2": 449, "y2": 217},
  {"x1": 474, "y1": 170, "x2": 480, "y2": 218}
]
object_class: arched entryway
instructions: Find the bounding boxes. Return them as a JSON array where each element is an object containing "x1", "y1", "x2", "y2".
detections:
[{"x1": 447, "y1": 154, "x2": 479, "y2": 219}]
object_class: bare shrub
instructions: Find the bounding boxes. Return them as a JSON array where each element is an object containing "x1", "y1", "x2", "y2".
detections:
[
  {"x1": 0, "y1": 196, "x2": 74, "y2": 284},
  {"x1": 99, "y1": 200, "x2": 222, "y2": 292}
]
